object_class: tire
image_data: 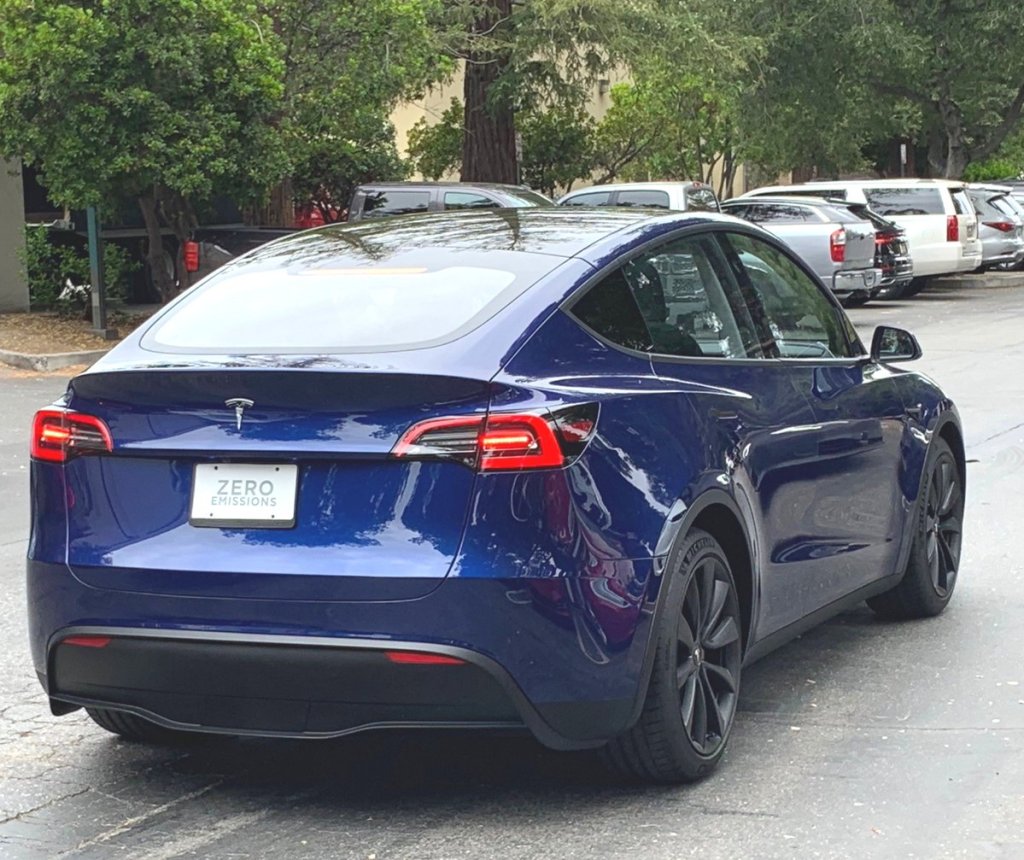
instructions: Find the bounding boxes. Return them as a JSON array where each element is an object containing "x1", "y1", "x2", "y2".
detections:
[
  {"x1": 601, "y1": 528, "x2": 743, "y2": 783},
  {"x1": 841, "y1": 293, "x2": 870, "y2": 308},
  {"x1": 86, "y1": 707, "x2": 201, "y2": 744},
  {"x1": 903, "y1": 277, "x2": 929, "y2": 297},
  {"x1": 876, "y1": 281, "x2": 909, "y2": 300},
  {"x1": 867, "y1": 438, "x2": 964, "y2": 620}
]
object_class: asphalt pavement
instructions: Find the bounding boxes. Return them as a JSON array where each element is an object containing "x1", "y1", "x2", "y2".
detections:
[{"x1": 1, "y1": 280, "x2": 1022, "y2": 859}]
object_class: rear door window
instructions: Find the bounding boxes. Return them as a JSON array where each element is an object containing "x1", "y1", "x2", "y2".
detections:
[
  {"x1": 444, "y1": 191, "x2": 499, "y2": 210},
  {"x1": 744, "y1": 203, "x2": 819, "y2": 224},
  {"x1": 361, "y1": 190, "x2": 432, "y2": 218},
  {"x1": 615, "y1": 190, "x2": 672, "y2": 209},
  {"x1": 863, "y1": 187, "x2": 945, "y2": 216},
  {"x1": 561, "y1": 191, "x2": 613, "y2": 207}
]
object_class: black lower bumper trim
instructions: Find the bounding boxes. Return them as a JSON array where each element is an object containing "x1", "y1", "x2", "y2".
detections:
[{"x1": 51, "y1": 635, "x2": 521, "y2": 737}]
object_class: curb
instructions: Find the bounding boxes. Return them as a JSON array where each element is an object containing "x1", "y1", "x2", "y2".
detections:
[
  {"x1": 930, "y1": 272, "x2": 1024, "y2": 290},
  {"x1": 0, "y1": 347, "x2": 109, "y2": 372}
]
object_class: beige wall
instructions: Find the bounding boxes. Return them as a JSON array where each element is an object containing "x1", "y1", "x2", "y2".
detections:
[{"x1": 0, "y1": 159, "x2": 28, "y2": 312}]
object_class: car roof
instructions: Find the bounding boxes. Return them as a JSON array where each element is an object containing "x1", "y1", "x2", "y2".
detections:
[
  {"x1": 357, "y1": 181, "x2": 537, "y2": 193},
  {"x1": 725, "y1": 195, "x2": 846, "y2": 207},
  {"x1": 562, "y1": 181, "x2": 711, "y2": 196},
  {"x1": 801, "y1": 178, "x2": 968, "y2": 189}
]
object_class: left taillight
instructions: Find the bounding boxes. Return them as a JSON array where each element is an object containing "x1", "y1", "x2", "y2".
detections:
[
  {"x1": 392, "y1": 404, "x2": 598, "y2": 472},
  {"x1": 31, "y1": 408, "x2": 113, "y2": 463},
  {"x1": 829, "y1": 228, "x2": 846, "y2": 263}
]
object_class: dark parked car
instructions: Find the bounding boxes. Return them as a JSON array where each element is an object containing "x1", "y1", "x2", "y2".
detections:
[
  {"x1": 28, "y1": 209, "x2": 964, "y2": 783},
  {"x1": 348, "y1": 182, "x2": 553, "y2": 220}
]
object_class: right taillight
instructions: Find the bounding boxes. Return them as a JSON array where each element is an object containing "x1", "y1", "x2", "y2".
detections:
[
  {"x1": 392, "y1": 404, "x2": 598, "y2": 472},
  {"x1": 983, "y1": 220, "x2": 1015, "y2": 233},
  {"x1": 946, "y1": 215, "x2": 959, "y2": 242},
  {"x1": 829, "y1": 228, "x2": 846, "y2": 263},
  {"x1": 31, "y1": 408, "x2": 113, "y2": 463}
]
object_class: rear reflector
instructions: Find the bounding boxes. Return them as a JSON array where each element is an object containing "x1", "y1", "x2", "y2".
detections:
[
  {"x1": 947, "y1": 215, "x2": 959, "y2": 242},
  {"x1": 385, "y1": 651, "x2": 466, "y2": 665},
  {"x1": 393, "y1": 405, "x2": 597, "y2": 472},
  {"x1": 62, "y1": 635, "x2": 112, "y2": 648},
  {"x1": 31, "y1": 409, "x2": 113, "y2": 463},
  {"x1": 983, "y1": 220, "x2": 1015, "y2": 233},
  {"x1": 829, "y1": 228, "x2": 846, "y2": 263}
]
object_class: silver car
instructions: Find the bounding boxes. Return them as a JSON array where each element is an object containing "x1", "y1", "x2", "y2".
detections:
[
  {"x1": 967, "y1": 185, "x2": 1024, "y2": 270},
  {"x1": 721, "y1": 196, "x2": 881, "y2": 304}
]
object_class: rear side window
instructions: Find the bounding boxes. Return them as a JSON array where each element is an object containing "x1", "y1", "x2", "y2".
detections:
[
  {"x1": 616, "y1": 190, "x2": 671, "y2": 209},
  {"x1": 864, "y1": 187, "x2": 944, "y2": 216},
  {"x1": 362, "y1": 190, "x2": 431, "y2": 218},
  {"x1": 444, "y1": 191, "x2": 498, "y2": 210},
  {"x1": 570, "y1": 270, "x2": 654, "y2": 352},
  {"x1": 562, "y1": 191, "x2": 612, "y2": 207},
  {"x1": 950, "y1": 189, "x2": 973, "y2": 215},
  {"x1": 144, "y1": 251, "x2": 556, "y2": 354},
  {"x1": 744, "y1": 203, "x2": 818, "y2": 223}
]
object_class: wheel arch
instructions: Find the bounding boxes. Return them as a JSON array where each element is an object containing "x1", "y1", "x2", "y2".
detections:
[
  {"x1": 936, "y1": 416, "x2": 966, "y2": 490},
  {"x1": 623, "y1": 488, "x2": 758, "y2": 736}
]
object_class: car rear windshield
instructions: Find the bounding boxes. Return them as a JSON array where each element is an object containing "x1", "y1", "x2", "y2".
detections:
[
  {"x1": 143, "y1": 251, "x2": 556, "y2": 354},
  {"x1": 863, "y1": 187, "x2": 945, "y2": 216},
  {"x1": 504, "y1": 189, "x2": 554, "y2": 207}
]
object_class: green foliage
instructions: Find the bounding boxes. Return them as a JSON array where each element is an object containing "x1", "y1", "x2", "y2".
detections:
[
  {"x1": 266, "y1": 0, "x2": 449, "y2": 212},
  {"x1": 0, "y1": 0, "x2": 287, "y2": 207},
  {"x1": 519, "y1": 105, "x2": 595, "y2": 196},
  {"x1": 21, "y1": 227, "x2": 138, "y2": 314},
  {"x1": 407, "y1": 99, "x2": 465, "y2": 180}
]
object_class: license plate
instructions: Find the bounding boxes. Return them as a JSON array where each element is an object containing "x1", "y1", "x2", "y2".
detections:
[{"x1": 190, "y1": 463, "x2": 298, "y2": 528}]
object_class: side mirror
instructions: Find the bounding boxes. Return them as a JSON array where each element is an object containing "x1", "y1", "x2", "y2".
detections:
[{"x1": 871, "y1": 325, "x2": 922, "y2": 363}]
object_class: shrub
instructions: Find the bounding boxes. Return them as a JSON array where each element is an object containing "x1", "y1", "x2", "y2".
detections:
[{"x1": 21, "y1": 227, "x2": 137, "y2": 314}]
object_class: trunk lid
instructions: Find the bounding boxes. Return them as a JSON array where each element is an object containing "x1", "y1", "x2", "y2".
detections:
[{"x1": 63, "y1": 364, "x2": 488, "y2": 602}]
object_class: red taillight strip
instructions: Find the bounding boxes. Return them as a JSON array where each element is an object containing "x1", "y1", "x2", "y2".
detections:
[
  {"x1": 385, "y1": 651, "x2": 466, "y2": 665},
  {"x1": 946, "y1": 215, "x2": 960, "y2": 242},
  {"x1": 983, "y1": 220, "x2": 1015, "y2": 233},
  {"x1": 31, "y1": 408, "x2": 113, "y2": 463},
  {"x1": 62, "y1": 635, "x2": 112, "y2": 648}
]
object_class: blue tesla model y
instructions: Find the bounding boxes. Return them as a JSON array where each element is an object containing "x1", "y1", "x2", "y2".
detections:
[{"x1": 27, "y1": 208, "x2": 965, "y2": 782}]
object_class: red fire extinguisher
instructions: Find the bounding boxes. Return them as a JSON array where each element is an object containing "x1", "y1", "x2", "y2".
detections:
[{"x1": 183, "y1": 240, "x2": 200, "y2": 273}]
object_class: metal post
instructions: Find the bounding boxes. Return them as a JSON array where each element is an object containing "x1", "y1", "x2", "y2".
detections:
[{"x1": 86, "y1": 205, "x2": 118, "y2": 339}]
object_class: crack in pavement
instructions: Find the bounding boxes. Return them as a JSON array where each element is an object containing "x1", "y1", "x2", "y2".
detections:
[{"x1": 0, "y1": 787, "x2": 91, "y2": 826}]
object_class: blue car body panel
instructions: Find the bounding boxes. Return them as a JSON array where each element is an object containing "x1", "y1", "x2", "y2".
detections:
[{"x1": 26, "y1": 208, "x2": 962, "y2": 748}]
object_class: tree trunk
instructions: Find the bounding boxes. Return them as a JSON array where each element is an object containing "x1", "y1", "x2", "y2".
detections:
[
  {"x1": 244, "y1": 179, "x2": 295, "y2": 227},
  {"x1": 158, "y1": 188, "x2": 199, "y2": 292},
  {"x1": 460, "y1": 0, "x2": 517, "y2": 184},
  {"x1": 138, "y1": 190, "x2": 175, "y2": 305},
  {"x1": 936, "y1": 92, "x2": 969, "y2": 179}
]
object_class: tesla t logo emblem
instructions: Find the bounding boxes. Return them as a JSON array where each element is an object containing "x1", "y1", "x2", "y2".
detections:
[{"x1": 225, "y1": 398, "x2": 254, "y2": 430}]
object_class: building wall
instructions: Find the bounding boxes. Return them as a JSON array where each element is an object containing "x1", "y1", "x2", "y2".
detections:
[{"x1": 0, "y1": 159, "x2": 28, "y2": 312}]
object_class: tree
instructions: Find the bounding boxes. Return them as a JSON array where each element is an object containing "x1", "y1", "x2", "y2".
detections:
[
  {"x1": 406, "y1": 99, "x2": 464, "y2": 180},
  {"x1": 519, "y1": 105, "x2": 595, "y2": 196},
  {"x1": 0, "y1": 0, "x2": 286, "y2": 303},
  {"x1": 439, "y1": 0, "x2": 665, "y2": 183},
  {"x1": 263, "y1": 0, "x2": 447, "y2": 221}
]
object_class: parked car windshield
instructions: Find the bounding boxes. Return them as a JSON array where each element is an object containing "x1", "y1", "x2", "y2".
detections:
[
  {"x1": 863, "y1": 187, "x2": 945, "y2": 216},
  {"x1": 143, "y1": 250, "x2": 555, "y2": 354}
]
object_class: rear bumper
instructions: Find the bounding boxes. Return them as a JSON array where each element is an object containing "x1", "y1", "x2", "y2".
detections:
[
  {"x1": 831, "y1": 267, "x2": 881, "y2": 296},
  {"x1": 29, "y1": 561, "x2": 654, "y2": 749}
]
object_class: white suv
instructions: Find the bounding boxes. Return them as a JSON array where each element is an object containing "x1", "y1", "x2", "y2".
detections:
[
  {"x1": 557, "y1": 181, "x2": 720, "y2": 212},
  {"x1": 740, "y1": 179, "x2": 981, "y2": 284}
]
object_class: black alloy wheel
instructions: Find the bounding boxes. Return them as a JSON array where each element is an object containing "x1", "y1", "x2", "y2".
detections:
[
  {"x1": 868, "y1": 438, "x2": 964, "y2": 619},
  {"x1": 676, "y1": 555, "x2": 742, "y2": 755},
  {"x1": 923, "y1": 450, "x2": 963, "y2": 597},
  {"x1": 602, "y1": 528, "x2": 743, "y2": 783}
]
